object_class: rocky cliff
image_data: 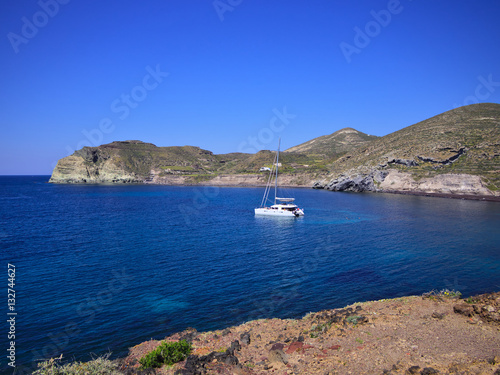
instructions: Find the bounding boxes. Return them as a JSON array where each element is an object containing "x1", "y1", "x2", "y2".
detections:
[
  {"x1": 50, "y1": 104, "x2": 500, "y2": 198},
  {"x1": 313, "y1": 103, "x2": 500, "y2": 198},
  {"x1": 49, "y1": 140, "x2": 320, "y2": 186}
]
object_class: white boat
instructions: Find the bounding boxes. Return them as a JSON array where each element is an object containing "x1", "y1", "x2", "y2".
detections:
[{"x1": 254, "y1": 139, "x2": 304, "y2": 217}]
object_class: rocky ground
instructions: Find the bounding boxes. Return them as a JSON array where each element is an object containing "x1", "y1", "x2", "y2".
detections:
[{"x1": 116, "y1": 292, "x2": 500, "y2": 375}]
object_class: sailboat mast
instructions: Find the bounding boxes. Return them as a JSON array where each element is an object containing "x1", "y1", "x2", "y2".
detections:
[{"x1": 274, "y1": 138, "x2": 280, "y2": 204}]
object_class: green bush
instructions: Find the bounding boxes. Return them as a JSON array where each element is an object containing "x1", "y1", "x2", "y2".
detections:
[
  {"x1": 139, "y1": 340, "x2": 192, "y2": 369},
  {"x1": 345, "y1": 315, "x2": 362, "y2": 325}
]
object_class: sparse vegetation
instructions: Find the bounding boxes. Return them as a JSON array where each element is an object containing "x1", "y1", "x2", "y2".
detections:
[
  {"x1": 286, "y1": 127, "x2": 379, "y2": 155},
  {"x1": 51, "y1": 104, "x2": 500, "y2": 189},
  {"x1": 139, "y1": 340, "x2": 192, "y2": 369},
  {"x1": 325, "y1": 103, "x2": 500, "y2": 189},
  {"x1": 33, "y1": 354, "x2": 120, "y2": 375},
  {"x1": 345, "y1": 315, "x2": 363, "y2": 325},
  {"x1": 423, "y1": 289, "x2": 462, "y2": 300}
]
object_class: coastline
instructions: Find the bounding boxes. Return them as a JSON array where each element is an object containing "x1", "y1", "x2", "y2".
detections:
[
  {"x1": 48, "y1": 174, "x2": 500, "y2": 202},
  {"x1": 108, "y1": 291, "x2": 500, "y2": 374},
  {"x1": 382, "y1": 189, "x2": 500, "y2": 203}
]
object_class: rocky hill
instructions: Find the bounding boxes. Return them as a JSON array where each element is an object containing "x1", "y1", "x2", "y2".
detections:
[
  {"x1": 285, "y1": 127, "x2": 378, "y2": 156},
  {"x1": 50, "y1": 104, "x2": 500, "y2": 198},
  {"x1": 313, "y1": 103, "x2": 500, "y2": 197},
  {"x1": 50, "y1": 140, "x2": 227, "y2": 184},
  {"x1": 49, "y1": 140, "x2": 327, "y2": 185}
]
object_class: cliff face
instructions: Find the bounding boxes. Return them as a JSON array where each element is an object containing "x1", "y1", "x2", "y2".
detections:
[
  {"x1": 50, "y1": 104, "x2": 500, "y2": 197},
  {"x1": 50, "y1": 141, "x2": 157, "y2": 183},
  {"x1": 313, "y1": 168, "x2": 496, "y2": 196},
  {"x1": 49, "y1": 141, "x2": 318, "y2": 186},
  {"x1": 313, "y1": 103, "x2": 500, "y2": 197},
  {"x1": 49, "y1": 150, "x2": 142, "y2": 183}
]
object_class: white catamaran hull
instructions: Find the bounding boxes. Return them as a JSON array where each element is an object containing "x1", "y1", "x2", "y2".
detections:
[{"x1": 254, "y1": 207, "x2": 304, "y2": 217}]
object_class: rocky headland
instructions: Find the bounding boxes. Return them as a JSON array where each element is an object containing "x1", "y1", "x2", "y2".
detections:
[
  {"x1": 312, "y1": 103, "x2": 500, "y2": 199},
  {"x1": 50, "y1": 103, "x2": 500, "y2": 200}
]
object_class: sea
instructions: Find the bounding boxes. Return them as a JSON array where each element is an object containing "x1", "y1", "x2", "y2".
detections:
[{"x1": 1, "y1": 175, "x2": 499, "y2": 374}]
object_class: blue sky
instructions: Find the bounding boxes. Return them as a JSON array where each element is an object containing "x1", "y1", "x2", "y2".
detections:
[{"x1": 1, "y1": 0, "x2": 500, "y2": 175}]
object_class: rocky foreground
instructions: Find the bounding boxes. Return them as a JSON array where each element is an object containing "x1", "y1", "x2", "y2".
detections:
[{"x1": 116, "y1": 292, "x2": 500, "y2": 375}]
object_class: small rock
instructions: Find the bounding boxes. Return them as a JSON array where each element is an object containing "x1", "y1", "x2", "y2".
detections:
[
  {"x1": 285, "y1": 341, "x2": 304, "y2": 354},
  {"x1": 407, "y1": 365, "x2": 420, "y2": 374},
  {"x1": 271, "y1": 343, "x2": 285, "y2": 351},
  {"x1": 269, "y1": 349, "x2": 288, "y2": 365},
  {"x1": 431, "y1": 312, "x2": 446, "y2": 320},
  {"x1": 421, "y1": 367, "x2": 439, "y2": 375},
  {"x1": 488, "y1": 356, "x2": 500, "y2": 365},
  {"x1": 240, "y1": 332, "x2": 251, "y2": 345},
  {"x1": 297, "y1": 335, "x2": 304, "y2": 342},
  {"x1": 227, "y1": 340, "x2": 241, "y2": 355},
  {"x1": 222, "y1": 328, "x2": 231, "y2": 336},
  {"x1": 223, "y1": 354, "x2": 238, "y2": 365},
  {"x1": 359, "y1": 315, "x2": 369, "y2": 323},
  {"x1": 453, "y1": 304, "x2": 474, "y2": 317},
  {"x1": 483, "y1": 305, "x2": 496, "y2": 312}
]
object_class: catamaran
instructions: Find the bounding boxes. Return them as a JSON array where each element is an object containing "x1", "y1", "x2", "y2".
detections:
[{"x1": 254, "y1": 139, "x2": 304, "y2": 217}]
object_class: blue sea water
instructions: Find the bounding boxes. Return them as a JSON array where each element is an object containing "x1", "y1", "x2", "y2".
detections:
[{"x1": 1, "y1": 175, "x2": 500, "y2": 374}]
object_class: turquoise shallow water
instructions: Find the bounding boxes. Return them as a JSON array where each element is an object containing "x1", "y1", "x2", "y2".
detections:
[{"x1": 1, "y1": 176, "x2": 499, "y2": 374}]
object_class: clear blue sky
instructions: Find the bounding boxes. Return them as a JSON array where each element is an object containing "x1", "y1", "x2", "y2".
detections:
[{"x1": 1, "y1": 0, "x2": 500, "y2": 175}]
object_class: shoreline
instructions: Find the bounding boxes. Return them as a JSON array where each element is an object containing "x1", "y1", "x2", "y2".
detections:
[
  {"x1": 47, "y1": 175, "x2": 500, "y2": 202},
  {"x1": 381, "y1": 189, "x2": 500, "y2": 202},
  {"x1": 112, "y1": 291, "x2": 500, "y2": 374}
]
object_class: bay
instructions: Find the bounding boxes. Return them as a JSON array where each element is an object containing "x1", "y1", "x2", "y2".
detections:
[{"x1": 1, "y1": 176, "x2": 499, "y2": 374}]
